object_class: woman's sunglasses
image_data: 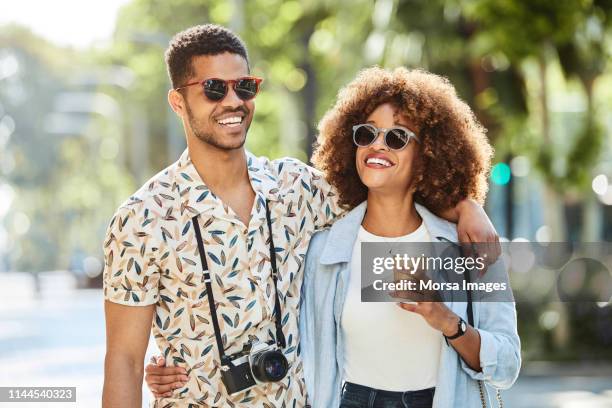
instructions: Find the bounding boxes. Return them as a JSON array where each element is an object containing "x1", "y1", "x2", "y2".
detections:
[
  {"x1": 175, "y1": 76, "x2": 263, "y2": 102},
  {"x1": 352, "y1": 123, "x2": 419, "y2": 151}
]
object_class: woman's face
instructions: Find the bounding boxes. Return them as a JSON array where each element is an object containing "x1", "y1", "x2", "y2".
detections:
[{"x1": 355, "y1": 103, "x2": 419, "y2": 195}]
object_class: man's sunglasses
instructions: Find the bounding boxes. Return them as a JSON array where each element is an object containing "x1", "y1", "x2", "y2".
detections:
[
  {"x1": 352, "y1": 123, "x2": 419, "y2": 151},
  {"x1": 175, "y1": 76, "x2": 263, "y2": 102}
]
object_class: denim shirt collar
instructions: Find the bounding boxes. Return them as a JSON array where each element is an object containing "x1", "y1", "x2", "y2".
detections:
[{"x1": 319, "y1": 201, "x2": 458, "y2": 265}]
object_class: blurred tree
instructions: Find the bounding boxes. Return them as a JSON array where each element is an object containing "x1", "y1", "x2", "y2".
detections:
[
  {"x1": 462, "y1": 0, "x2": 610, "y2": 240},
  {"x1": 0, "y1": 25, "x2": 135, "y2": 273}
]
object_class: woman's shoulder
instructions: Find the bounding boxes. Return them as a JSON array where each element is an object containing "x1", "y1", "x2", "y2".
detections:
[
  {"x1": 306, "y1": 228, "x2": 331, "y2": 260},
  {"x1": 415, "y1": 203, "x2": 459, "y2": 241}
]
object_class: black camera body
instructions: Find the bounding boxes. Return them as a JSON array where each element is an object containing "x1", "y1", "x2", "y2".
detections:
[{"x1": 221, "y1": 341, "x2": 289, "y2": 395}]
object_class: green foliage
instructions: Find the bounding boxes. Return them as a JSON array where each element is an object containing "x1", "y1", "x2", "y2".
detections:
[
  {"x1": 0, "y1": 25, "x2": 135, "y2": 272},
  {"x1": 536, "y1": 118, "x2": 605, "y2": 192},
  {"x1": 464, "y1": 0, "x2": 589, "y2": 59}
]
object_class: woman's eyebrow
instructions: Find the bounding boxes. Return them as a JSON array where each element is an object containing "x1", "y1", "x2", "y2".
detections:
[{"x1": 394, "y1": 118, "x2": 416, "y2": 131}]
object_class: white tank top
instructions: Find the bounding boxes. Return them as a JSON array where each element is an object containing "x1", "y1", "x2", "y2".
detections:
[{"x1": 341, "y1": 222, "x2": 442, "y2": 391}]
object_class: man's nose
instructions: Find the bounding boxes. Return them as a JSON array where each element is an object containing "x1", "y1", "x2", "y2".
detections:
[{"x1": 221, "y1": 85, "x2": 244, "y2": 110}]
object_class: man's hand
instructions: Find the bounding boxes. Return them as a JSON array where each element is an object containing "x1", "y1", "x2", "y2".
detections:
[
  {"x1": 145, "y1": 356, "x2": 188, "y2": 399},
  {"x1": 441, "y1": 198, "x2": 501, "y2": 268}
]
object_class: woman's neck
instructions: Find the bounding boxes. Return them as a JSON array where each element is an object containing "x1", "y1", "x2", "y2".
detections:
[{"x1": 362, "y1": 191, "x2": 422, "y2": 238}]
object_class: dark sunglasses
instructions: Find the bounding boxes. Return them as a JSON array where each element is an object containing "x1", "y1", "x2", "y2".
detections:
[
  {"x1": 175, "y1": 76, "x2": 263, "y2": 102},
  {"x1": 352, "y1": 123, "x2": 419, "y2": 151}
]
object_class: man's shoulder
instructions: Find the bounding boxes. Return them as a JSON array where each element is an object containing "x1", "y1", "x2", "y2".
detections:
[
  {"x1": 116, "y1": 161, "x2": 180, "y2": 216},
  {"x1": 249, "y1": 152, "x2": 319, "y2": 178}
]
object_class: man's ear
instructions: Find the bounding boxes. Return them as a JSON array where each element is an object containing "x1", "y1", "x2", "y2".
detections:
[{"x1": 168, "y1": 89, "x2": 185, "y2": 116}]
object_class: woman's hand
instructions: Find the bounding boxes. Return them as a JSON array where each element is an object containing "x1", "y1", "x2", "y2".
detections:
[
  {"x1": 398, "y1": 302, "x2": 482, "y2": 371},
  {"x1": 144, "y1": 356, "x2": 188, "y2": 399},
  {"x1": 396, "y1": 302, "x2": 458, "y2": 336}
]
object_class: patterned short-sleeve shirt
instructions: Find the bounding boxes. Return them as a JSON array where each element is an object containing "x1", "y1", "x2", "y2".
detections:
[{"x1": 103, "y1": 148, "x2": 341, "y2": 407}]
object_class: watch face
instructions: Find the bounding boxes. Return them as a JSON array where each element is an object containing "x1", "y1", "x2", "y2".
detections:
[{"x1": 460, "y1": 320, "x2": 467, "y2": 332}]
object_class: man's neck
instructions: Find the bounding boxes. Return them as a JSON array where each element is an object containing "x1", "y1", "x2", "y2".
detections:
[
  {"x1": 362, "y1": 190, "x2": 422, "y2": 238},
  {"x1": 187, "y1": 139, "x2": 250, "y2": 194}
]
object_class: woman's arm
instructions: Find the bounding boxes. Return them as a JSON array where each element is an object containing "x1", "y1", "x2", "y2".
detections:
[
  {"x1": 461, "y1": 300, "x2": 521, "y2": 389},
  {"x1": 399, "y1": 262, "x2": 521, "y2": 389}
]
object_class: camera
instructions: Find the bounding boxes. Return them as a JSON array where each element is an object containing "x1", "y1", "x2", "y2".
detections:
[{"x1": 220, "y1": 340, "x2": 289, "y2": 395}]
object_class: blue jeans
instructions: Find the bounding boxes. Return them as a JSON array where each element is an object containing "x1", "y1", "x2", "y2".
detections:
[{"x1": 339, "y1": 382, "x2": 435, "y2": 408}]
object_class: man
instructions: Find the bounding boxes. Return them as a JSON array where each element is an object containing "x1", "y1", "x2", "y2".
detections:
[{"x1": 102, "y1": 24, "x2": 499, "y2": 408}]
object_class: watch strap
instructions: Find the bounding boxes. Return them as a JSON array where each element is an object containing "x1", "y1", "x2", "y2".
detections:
[{"x1": 444, "y1": 317, "x2": 467, "y2": 340}]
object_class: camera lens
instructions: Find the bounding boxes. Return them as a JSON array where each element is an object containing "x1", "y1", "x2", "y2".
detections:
[{"x1": 251, "y1": 350, "x2": 289, "y2": 382}]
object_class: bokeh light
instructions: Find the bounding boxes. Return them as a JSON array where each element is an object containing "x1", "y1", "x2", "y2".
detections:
[{"x1": 491, "y1": 162, "x2": 511, "y2": 185}]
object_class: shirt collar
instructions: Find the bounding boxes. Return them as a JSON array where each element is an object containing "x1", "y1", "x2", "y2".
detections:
[
  {"x1": 174, "y1": 148, "x2": 281, "y2": 219},
  {"x1": 319, "y1": 201, "x2": 459, "y2": 265}
]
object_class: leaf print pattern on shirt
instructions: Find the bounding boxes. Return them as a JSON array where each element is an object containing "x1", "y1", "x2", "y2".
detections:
[{"x1": 103, "y1": 149, "x2": 341, "y2": 408}]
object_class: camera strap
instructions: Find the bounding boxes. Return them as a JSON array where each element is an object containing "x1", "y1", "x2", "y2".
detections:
[
  {"x1": 192, "y1": 215, "x2": 226, "y2": 362},
  {"x1": 191, "y1": 199, "x2": 286, "y2": 365},
  {"x1": 265, "y1": 200, "x2": 287, "y2": 349}
]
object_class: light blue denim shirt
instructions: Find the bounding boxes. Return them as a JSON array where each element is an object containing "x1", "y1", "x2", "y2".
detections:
[{"x1": 299, "y1": 202, "x2": 521, "y2": 408}]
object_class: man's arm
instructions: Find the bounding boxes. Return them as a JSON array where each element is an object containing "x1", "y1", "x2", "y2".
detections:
[
  {"x1": 102, "y1": 301, "x2": 155, "y2": 408},
  {"x1": 278, "y1": 159, "x2": 344, "y2": 230},
  {"x1": 439, "y1": 198, "x2": 501, "y2": 264}
]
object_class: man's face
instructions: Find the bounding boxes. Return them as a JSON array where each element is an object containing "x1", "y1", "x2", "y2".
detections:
[{"x1": 178, "y1": 52, "x2": 255, "y2": 151}]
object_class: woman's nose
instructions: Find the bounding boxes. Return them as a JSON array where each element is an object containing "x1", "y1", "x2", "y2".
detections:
[{"x1": 371, "y1": 131, "x2": 389, "y2": 151}]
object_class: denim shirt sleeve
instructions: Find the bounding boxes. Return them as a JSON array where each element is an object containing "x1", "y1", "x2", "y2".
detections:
[
  {"x1": 299, "y1": 230, "x2": 330, "y2": 404},
  {"x1": 300, "y1": 247, "x2": 316, "y2": 402},
  {"x1": 458, "y1": 261, "x2": 522, "y2": 390}
]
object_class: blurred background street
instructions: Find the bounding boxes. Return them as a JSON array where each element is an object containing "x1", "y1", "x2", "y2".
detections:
[{"x1": 1, "y1": 0, "x2": 611, "y2": 407}]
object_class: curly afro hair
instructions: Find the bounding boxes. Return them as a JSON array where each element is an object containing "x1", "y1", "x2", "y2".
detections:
[
  {"x1": 312, "y1": 67, "x2": 493, "y2": 213},
  {"x1": 165, "y1": 24, "x2": 249, "y2": 89}
]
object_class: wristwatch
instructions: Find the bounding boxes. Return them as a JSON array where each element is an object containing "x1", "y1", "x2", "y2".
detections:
[{"x1": 444, "y1": 316, "x2": 467, "y2": 340}]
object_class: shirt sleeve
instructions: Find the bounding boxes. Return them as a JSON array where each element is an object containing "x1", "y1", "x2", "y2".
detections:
[
  {"x1": 274, "y1": 157, "x2": 345, "y2": 231},
  {"x1": 102, "y1": 205, "x2": 161, "y2": 306},
  {"x1": 458, "y1": 261, "x2": 521, "y2": 389}
]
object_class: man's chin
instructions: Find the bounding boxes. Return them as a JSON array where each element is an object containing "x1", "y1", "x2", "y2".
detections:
[
  {"x1": 190, "y1": 129, "x2": 244, "y2": 150},
  {"x1": 205, "y1": 137, "x2": 246, "y2": 152}
]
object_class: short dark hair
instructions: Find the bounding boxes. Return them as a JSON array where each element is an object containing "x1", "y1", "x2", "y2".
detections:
[{"x1": 165, "y1": 24, "x2": 249, "y2": 89}]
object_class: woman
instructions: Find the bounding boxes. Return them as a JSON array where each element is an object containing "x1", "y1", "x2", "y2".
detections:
[{"x1": 299, "y1": 67, "x2": 520, "y2": 408}]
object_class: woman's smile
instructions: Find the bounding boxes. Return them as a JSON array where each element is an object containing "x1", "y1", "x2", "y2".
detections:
[{"x1": 364, "y1": 152, "x2": 395, "y2": 169}]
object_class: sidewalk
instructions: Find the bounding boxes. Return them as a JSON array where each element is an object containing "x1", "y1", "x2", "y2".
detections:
[
  {"x1": 505, "y1": 362, "x2": 612, "y2": 407},
  {"x1": 0, "y1": 271, "x2": 156, "y2": 407}
]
